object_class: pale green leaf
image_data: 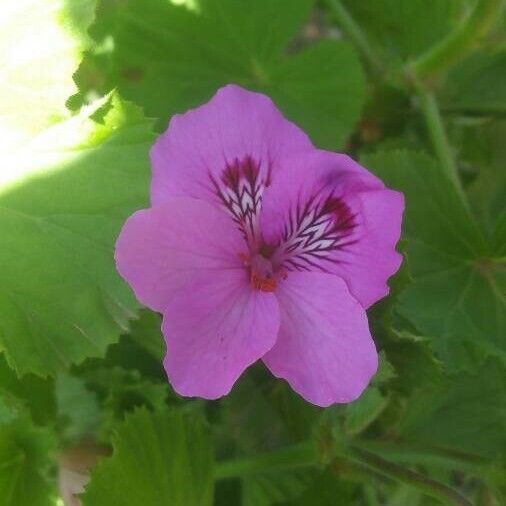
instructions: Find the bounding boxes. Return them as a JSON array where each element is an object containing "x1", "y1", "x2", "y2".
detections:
[
  {"x1": 82, "y1": 408, "x2": 214, "y2": 506},
  {"x1": 0, "y1": 94, "x2": 154, "y2": 376},
  {"x1": 0, "y1": 0, "x2": 96, "y2": 150}
]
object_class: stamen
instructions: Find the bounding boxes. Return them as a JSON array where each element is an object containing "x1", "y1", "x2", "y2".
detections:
[
  {"x1": 250, "y1": 271, "x2": 277, "y2": 292},
  {"x1": 241, "y1": 252, "x2": 278, "y2": 292}
]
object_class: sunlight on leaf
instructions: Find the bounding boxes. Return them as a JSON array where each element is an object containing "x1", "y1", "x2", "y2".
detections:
[
  {"x1": 0, "y1": 94, "x2": 154, "y2": 376},
  {"x1": 0, "y1": 0, "x2": 96, "y2": 151}
]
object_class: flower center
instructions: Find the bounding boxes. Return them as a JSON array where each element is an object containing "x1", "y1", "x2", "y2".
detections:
[{"x1": 240, "y1": 253, "x2": 278, "y2": 292}]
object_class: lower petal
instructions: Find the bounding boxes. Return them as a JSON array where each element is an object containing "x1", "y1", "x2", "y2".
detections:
[
  {"x1": 263, "y1": 271, "x2": 377, "y2": 407},
  {"x1": 162, "y1": 271, "x2": 280, "y2": 399}
]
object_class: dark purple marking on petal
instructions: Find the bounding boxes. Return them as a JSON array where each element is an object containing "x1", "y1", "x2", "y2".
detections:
[
  {"x1": 274, "y1": 190, "x2": 358, "y2": 273},
  {"x1": 210, "y1": 156, "x2": 271, "y2": 248}
]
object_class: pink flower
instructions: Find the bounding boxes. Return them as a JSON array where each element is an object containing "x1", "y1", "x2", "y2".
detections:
[{"x1": 115, "y1": 85, "x2": 403, "y2": 407}]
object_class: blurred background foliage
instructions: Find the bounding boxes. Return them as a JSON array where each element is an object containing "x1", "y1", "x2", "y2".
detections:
[{"x1": 0, "y1": 0, "x2": 505, "y2": 504}]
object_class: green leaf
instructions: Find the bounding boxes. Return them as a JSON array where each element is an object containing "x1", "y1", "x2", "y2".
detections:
[
  {"x1": 363, "y1": 149, "x2": 505, "y2": 370},
  {"x1": 82, "y1": 408, "x2": 214, "y2": 506},
  {"x1": 442, "y1": 50, "x2": 506, "y2": 115},
  {"x1": 449, "y1": 118, "x2": 506, "y2": 232},
  {"x1": 292, "y1": 471, "x2": 355, "y2": 505},
  {"x1": 83, "y1": 367, "x2": 169, "y2": 440},
  {"x1": 0, "y1": 397, "x2": 19, "y2": 425},
  {"x1": 56, "y1": 373, "x2": 101, "y2": 444},
  {"x1": 0, "y1": 0, "x2": 96, "y2": 150},
  {"x1": 384, "y1": 332, "x2": 444, "y2": 395},
  {"x1": 399, "y1": 358, "x2": 506, "y2": 458},
  {"x1": 0, "y1": 414, "x2": 56, "y2": 506},
  {"x1": 128, "y1": 309, "x2": 165, "y2": 361},
  {"x1": 243, "y1": 469, "x2": 314, "y2": 506},
  {"x1": 345, "y1": 387, "x2": 388, "y2": 436},
  {"x1": 341, "y1": 0, "x2": 465, "y2": 61},
  {"x1": 0, "y1": 355, "x2": 55, "y2": 425},
  {"x1": 0, "y1": 94, "x2": 154, "y2": 376},
  {"x1": 82, "y1": 0, "x2": 365, "y2": 148},
  {"x1": 372, "y1": 352, "x2": 397, "y2": 385},
  {"x1": 492, "y1": 209, "x2": 506, "y2": 255}
]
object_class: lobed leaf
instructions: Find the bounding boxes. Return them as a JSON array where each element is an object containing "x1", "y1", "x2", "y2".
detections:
[
  {"x1": 0, "y1": 95, "x2": 154, "y2": 376},
  {"x1": 81, "y1": 0, "x2": 365, "y2": 149},
  {"x1": 0, "y1": 0, "x2": 97, "y2": 150},
  {"x1": 363, "y1": 149, "x2": 505, "y2": 370},
  {"x1": 82, "y1": 407, "x2": 214, "y2": 506}
]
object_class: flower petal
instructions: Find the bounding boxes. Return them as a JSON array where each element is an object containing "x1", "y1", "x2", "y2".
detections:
[
  {"x1": 261, "y1": 150, "x2": 403, "y2": 308},
  {"x1": 263, "y1": 271, "x2": 378, "y2": 407},
  {"x1": 162, "y1": 272, "x2": 280, "y2": 399},
  {"x1": 115, "y1": 197, "x2": 245, "y2": 312},
  {"x1": 150, "y1": 84, "x2": 313, "y2": 207}
]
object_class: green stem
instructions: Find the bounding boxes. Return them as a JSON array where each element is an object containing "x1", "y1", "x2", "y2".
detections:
[
  {"x1": 214, "y1": 441, "x2": 316, "y2": 479},
  {"x1": 325, "y1": 0, "x2": 383, "y2": 76},
  {"x1": 411, "y1": 0, "x2": 504, "y2": 82},
  {"x1": 349, "y1": 446, "x2": 473, "y2": 506},
  {"x1": 415, "y1": 84, "x2": 467, "y2": 203},
  {"x1": 215, "y1": 441, "x2": 473, "y2": 506},
  {"x1": 354, "y1": 440, "x2": 485, "y2": 474}
]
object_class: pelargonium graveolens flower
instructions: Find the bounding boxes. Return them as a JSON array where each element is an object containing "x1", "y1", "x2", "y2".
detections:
[{"x1": 115, "y1": 85, "x2": 403, "y2": 407}]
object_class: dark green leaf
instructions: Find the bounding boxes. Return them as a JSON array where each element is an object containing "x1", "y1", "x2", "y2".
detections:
[
  {"x1": 128, "y1": 309, "x2": 164, "y2": 361},
  {"x1": 0, "y1": 355, "x2": 55, "y2": 425},
  {"x1": 341, "y1": 0, "x2": 465, "y2": 61},
  {"x1": 399, "y1": 358, "x2": 506, "y2": 458},
  {"x1": 345, "y1": 387, "x2": 388, "y2": 436},
  {"x1": 56, "y1": 373, "x2": 101, "y2": 443},
  {"x1": 243, "y1": 468, "x2": 314, "y2": 506},
  {"x1": 82, "y1": 0, "x2": 365, "y2": 148},
  {"x1": 442, "y1": 50, "x2": 506, "y2": 115},
  {"x1": 83, "y1": 366, "x2": 169, "y2": 440},
  {"x1": 0, "y1": 414, "x2": 56, "y2": 506},
  {"x1": 363, "y1": 149, "x2": 505, "y2": 370},
  {"x1": 291, "y1": 471, "x2": 356, "y2": 505}
]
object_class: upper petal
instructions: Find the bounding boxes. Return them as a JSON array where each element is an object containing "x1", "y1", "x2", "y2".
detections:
[
  {"x1": 263, "y1": 271, "x2": 378, "y2": 407},
  {"x1": 261, "y1": 150, "x2": 404, "y2": 308},
  {"x1": 162, "y1": 272, "x2": 280, "y2": 399},
  {"x1": 150, "y1": 84, "x2": 313, "y2": 207},
  {"x1": 115, "y1": 197, "x2": 245, "y2": 312}
]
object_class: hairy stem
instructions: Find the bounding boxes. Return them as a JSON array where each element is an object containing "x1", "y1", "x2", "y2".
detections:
[
  {"x1": 415, "y1": 84, "x2": 467, "y2": 204},
  {"x1": 410, "y1": 0, "x2": 504, "y2": 82},
  {"x1": 215, "y1": 440, "x2": 473, "y2": 506},
  {"x1": 214, "y1": 441, "x2": 316, "y2": 479},
  {"x1": 325, "y1": 0, "x2": 383, "y2": 75},
  {"x1": 349, "y1": 446, "x2": 473, "y2": 506}
]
